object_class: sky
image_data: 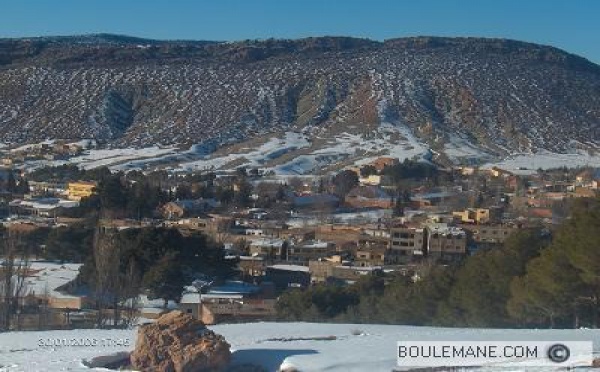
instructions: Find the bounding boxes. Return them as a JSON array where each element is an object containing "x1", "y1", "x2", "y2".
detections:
[{"x1": 1, "y1": 0, "x2": 599, "y2": 64}]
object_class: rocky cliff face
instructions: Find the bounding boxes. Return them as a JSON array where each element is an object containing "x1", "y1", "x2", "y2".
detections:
[{"x1": 0, "y1": 35, "x2": 598, "y2": 157}]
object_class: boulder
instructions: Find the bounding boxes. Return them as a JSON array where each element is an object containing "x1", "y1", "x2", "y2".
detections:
[{"x1": 130, "y1": 310, "x2": 231, "y2": 372}]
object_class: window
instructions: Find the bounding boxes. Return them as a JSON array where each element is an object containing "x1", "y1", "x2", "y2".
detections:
[{"x1": 186, "y1": 308, "x2": 193, "y2": 314}]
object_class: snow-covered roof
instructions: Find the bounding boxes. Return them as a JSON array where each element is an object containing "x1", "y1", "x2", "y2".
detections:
[
  {"x1": 250, "y1": 238, "x2": 286, "y2": 248},
  {"x1": 268, "y1": 264, "x2": 310, "y2": 273}
]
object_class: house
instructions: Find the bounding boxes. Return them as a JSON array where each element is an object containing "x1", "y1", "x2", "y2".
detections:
[
  {"x1": 389, "y1": 226, "x2": 425, "y2": 263},
  {"x1": 359, "y1": 174, "x2": 382, "y2": 186},
  {"x1": 238, "y1": 255, "x2": 266, "y2": 280},
  {"x1": 249, "y1": 238, "x2": 287, "y2": 259},
  {"x1": 161, "y1": 198, "x2": 219, "y2": 219},
  {"x1": 370, "y1": 157, "x2": 399, "y2": 172},
  {"x1": 489, "y1": 167, "x2": 514, "y2": 178},
  {"x1": 345, "y1": 186, "x2": 393, "y2": 209},
  {"x1": 66, "y1": 181, "x2": 96, "y2": 201},
  {"x1": 355, "y1": 246, "x2": 387, "y2": 267},
  {"x1": 179, "y1": 281, "x2": 276, "y2": 324},
  {"x1": 292, "y1": 194, "x2": 340, "y2": 211},
  {"x1": 459, "y1": 223, "x2": 521, "y2": 250},
  {"x1": 410, "y1": 191, "x2": 456, "y2": 207},
  {"x1": 9, "y1": 197, "x2": 79, "y2": 217},
  {"x1": 265, "y1": 265, "x2": 311, "y2": 291},
  {"x1": 286, "y1": 240, "x2": 334, "y2": 264},
  {"x1": 452, "y1": 207, "x2": 501, "y2": 225},
  {"x1": 308, "y1": 260, "x2": 381, "y2": 284},
  {"x1": 425, "y1": 223, "x2": 467, "y2": 262}
]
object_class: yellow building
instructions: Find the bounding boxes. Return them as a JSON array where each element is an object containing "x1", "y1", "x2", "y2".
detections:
[
  {"x1": 67, "y1": 181, "x2": 96, "y2": 201},
  {"x1": 453, "y1": 208, "x2": 496, "y2": 224},
  {"x1": 359, "y1": 174, "x2": 382, "y2": 186}
]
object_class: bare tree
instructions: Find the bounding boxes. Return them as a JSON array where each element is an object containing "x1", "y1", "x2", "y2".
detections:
[
  {"x1": 120, "y1": 259, "x2": 141, "y2": 328},
  {"x1": 92, "y1": 227, "x2": 121, "y2": 328},
  {"x1": 0, "y1": 230, "x2": 31, "y2": 331}
]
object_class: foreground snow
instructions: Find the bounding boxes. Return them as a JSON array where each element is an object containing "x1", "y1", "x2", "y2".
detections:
[{"x1": 0, "y1": 322, "x2": 599, "y2": 371}]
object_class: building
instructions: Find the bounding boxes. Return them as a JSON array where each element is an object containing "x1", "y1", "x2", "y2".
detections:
[
  {"x1": 425, "y1": 223, "x2": 467, "y2": 262},
  {"x1": 292, "y1": 194, "x2": 340, "y2": 211},
  {"x1": 179, "y1": 281, "x2": 276, "y2": 324},
  {"x1": 265, "y1": 265, "x2": 311, "y2": 291},
  {"x1": 452, "y1": 208, "x2": 501, "y2": 225},
  {"x1": 389, "y1": 226, "x2": 425, "y2": 263},
  {"x1": 161, "y1": 198, "x2": 219, "y2": 219},
  {"x1": 459, "y1": 223, "x2": 521, "y2": 250},
  {"x1": 286, "y1": 240, "x2": 334, "y2": 264},
  {"x1": 249, "y1": 238, "x2": 287, "y2": 259},
  {"x1": 66, "y1": 181, "x2": 96, "y2": 201},
  {"x1": 355, "y1": 233, "x2": 388, "y2": 267},
  {"x1": 359, "y1": 174, "x2": 382, "y2": 186},
  {"x1": 370, "y1": 157, "x2": 399, "y2": 172},
  {"x1": 308, "y1": 259, "x2": 381, "y2": 284},
  {"x1": 345, "y1": 185, "x2": 393, "y2": 209},
  {"x1": 355, "y1": 246, "x2": 387, "y2": 267}
]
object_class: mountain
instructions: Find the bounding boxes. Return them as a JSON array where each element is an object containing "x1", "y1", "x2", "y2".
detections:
[{"x1": 0, "y1": 34, "x2": 599, "y2": 169}]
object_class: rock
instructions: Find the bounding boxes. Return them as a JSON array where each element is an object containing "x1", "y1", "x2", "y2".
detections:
[
  {"x1": 593, "y1": 358, "x2": 600, "y2": 368},
  {"x1": 82, "y1": 351, "x2": 130, "y2": 369},
  {"x1": 130, "y1": 310, "x2": 231, "y2": 372}
]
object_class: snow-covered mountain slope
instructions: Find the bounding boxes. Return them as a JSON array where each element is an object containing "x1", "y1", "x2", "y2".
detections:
[
  {"x1": 0, "y1": 322, "x2": 598, "y2": 371},
  {"x1": 0, "y1": 35, "x2": 599, "y2": 164}
]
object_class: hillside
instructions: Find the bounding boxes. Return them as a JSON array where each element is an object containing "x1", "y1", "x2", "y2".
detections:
[{"x1": 0, "y1": 35, "x2": 599, "y2": 169}]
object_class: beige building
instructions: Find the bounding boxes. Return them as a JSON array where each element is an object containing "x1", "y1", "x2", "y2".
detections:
[
  {"x1": 389, "y1": 226, "x2": 425, "y2": 263},
  {"x1": 425, "y1": 223, "x2": 467, "y2": 261},
  {"x1": 66, "y1": 181, "x2": 96, "y2": 201}
]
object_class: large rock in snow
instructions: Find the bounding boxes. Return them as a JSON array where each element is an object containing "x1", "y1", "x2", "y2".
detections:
[{"x1": 130, "y1": 310, "x2": 231, "y2": 372}]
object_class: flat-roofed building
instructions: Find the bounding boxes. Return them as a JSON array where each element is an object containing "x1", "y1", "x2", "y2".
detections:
[
  {"x1": 425, "y1": 223, "x2": 467, "y2": 262},
  {"x1": 66, "y1": 181, "x2": 96, "y2": 201},
  {"x1": 389, "y1": 226, "x2": 425, "y2": 263}
]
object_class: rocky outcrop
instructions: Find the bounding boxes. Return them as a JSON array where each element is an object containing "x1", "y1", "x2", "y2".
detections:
[{"x1": 130, "y1": 310, "x2": 231, "y2": 372}]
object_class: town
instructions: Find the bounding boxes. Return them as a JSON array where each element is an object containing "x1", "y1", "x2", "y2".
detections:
[{"x1": 0, "y1": 141, "x2": 599, "y2": 331}]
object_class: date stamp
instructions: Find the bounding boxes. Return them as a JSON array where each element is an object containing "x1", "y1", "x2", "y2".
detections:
[{"x1": 38, "y1": 337, "x2": 131, "y2": 348}]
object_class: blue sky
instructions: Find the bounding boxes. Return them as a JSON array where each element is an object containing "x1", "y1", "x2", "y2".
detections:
[{"x1": 1, "y1": 0, "x2": 599, "y2": 63}]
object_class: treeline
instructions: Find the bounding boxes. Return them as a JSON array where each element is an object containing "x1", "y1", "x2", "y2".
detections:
[
  {"x1": 277, "y1": 198, "x2": 600, "y2": 328},
  {"x1": 64, "y1": 226, "x2": 237, "y2": 327}
]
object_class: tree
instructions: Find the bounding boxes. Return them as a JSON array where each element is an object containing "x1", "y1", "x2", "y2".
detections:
[
  {"x1": 0, "y1": 230, "x2": 31, "y2": 330},
  {"x1": 549, "y1": 198, "x2": 600, "y2": 327},
  {"x1": 91, "y1": 228, "x2": 121, "y2": 328},
  {"x1": 233, "y1": 179, "x2": 253, "y2": 208},
  {"x1": 508, "y1": 247, "x2": 580, "y2": 328},
  {"x1": 441, "y1": 229, "x2": 546, "y2": 327},
  {"x1": 360, "y1": 165, "x2": 378, "y2": 177},
  {"x1": 142, "y1": 252, "x2": 186, "y2": 308},
  {"x1": 332, "y1": 170, "x2": 359, "y2": 198}
]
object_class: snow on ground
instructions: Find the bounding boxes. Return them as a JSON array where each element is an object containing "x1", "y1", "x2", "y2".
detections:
[
  {"x1": 178, "y1": 123, "x2": 430, "y2": 175},
  {"x1": 484, "y1": 149, "x2": 600, "y2": 175},
  {"x1": 10, "y1": 126, "x2": 600, "y2": 176},
  {"x1": 9, "y1": 140, "x2": 56, "y2": 153},
  {"x1": 443, "y1": 133, "x2": 494, "y2": 163},
  {"x1": 179, "y1": 132, "x2": 311, "y2": 172},
  {"x1": 25, "y1": 261, "x2": 82, "y2": 299},
  {"x1": 67, "y1": 146, "x2": 178, "y2": 170},
  {"x1": 0, "y1": 322, "x2": 599, "y2": 371}
]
